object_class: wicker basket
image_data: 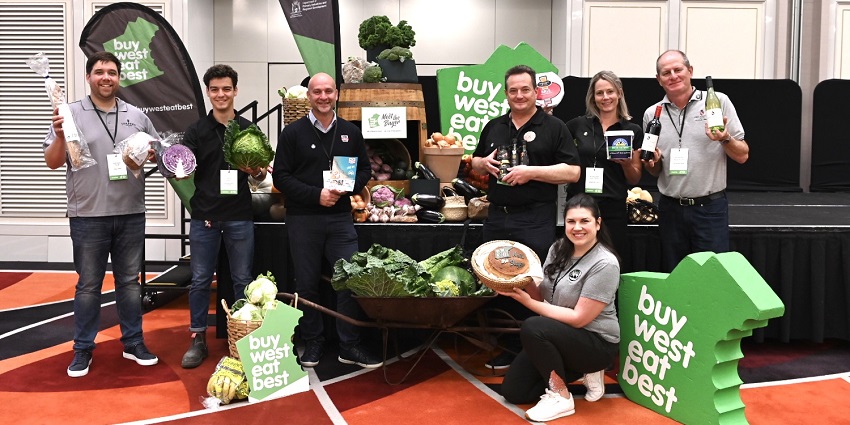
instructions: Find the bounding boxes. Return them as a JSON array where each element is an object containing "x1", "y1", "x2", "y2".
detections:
[
  {"x1": 282, "y1": 97, "x2": 311, "y2": 126},
  {"x1": 222, "y1": 299, "x2": 262, "y2": 359},
  {"x1": 471, "y1": 240, "x2": 541, "y2": 292}
]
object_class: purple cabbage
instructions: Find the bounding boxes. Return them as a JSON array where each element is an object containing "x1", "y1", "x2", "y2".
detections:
[{"x1": 160, "y1": 144, "x2": 196, "y2": 178}]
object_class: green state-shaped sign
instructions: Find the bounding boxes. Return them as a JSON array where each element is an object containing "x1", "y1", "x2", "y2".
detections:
[
  {"x1": 619, "y1": 252, "x2": 784, "y2": 424},
  {"x1": 235, "y1": 300, "x2": 309, "y2": 402},
  {"x1": 104, "y1": 17, "x2": 164, "y2": 87},
  {"x1": 436, "y1": 42, "x2": 558, "y2": 153}
]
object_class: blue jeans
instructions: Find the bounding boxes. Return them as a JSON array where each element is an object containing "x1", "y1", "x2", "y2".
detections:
[
  {"x1": 188, "y1": 219, "x2": 255, "y2": 332},
  {"x1": 69, "y1": 213, "x2": 146, "y2": 352},
  {"x1": 658, "y1": 194, "x2": 730, "y2": 272},
  {"x1": 286, "y1": 213, "x2": 361, "y2": 348}
]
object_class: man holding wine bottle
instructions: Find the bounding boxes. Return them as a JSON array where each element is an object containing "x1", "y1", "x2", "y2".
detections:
[{"x1": 642, "y1": 50, "x2": 749, "y2": 273}]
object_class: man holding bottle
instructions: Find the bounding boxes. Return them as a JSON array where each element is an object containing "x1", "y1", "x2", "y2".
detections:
[{"x1": 642, "y1": 50, "x2": 749, "y2": 272}]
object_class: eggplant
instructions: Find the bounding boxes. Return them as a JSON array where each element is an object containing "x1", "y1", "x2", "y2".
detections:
[
  {"x1": 452, "y1": 178, "x2": 482, "y2": 201},
  {"x1": 416, "y1": 209, "x2": 445, "y2": 223},
  {"x1": 412, "y1": 193, "x2": 445, "y2": 210},
  {"x1": 414, "y1": 161, "x2": 438, "y2": 180}
]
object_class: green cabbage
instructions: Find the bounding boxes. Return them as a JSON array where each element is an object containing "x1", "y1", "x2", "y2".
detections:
[{"x1": 223, "y1": 120, "x2": 274, "y2": 169}]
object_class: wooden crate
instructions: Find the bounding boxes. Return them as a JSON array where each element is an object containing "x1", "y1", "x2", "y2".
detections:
[{"x1": 337, "y1": 83, "x2": 428, "y2": 162}]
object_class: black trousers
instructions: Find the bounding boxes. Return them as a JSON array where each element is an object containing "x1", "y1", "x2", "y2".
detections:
[{"x1": 501, "y1": 316, "x2": 618, "y2": 404}]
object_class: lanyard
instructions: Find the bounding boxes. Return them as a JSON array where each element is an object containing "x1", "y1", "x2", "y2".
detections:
[
  {"x1": 663, "y1": 89, "x2": 696, "y2": 149},
  {"x1": 311, "y1": 120, "x2": 338, "y2": 170},
  {"x1": 551, "y1": 241, "x2": 598, "y2": 302},
  {"x1": 588, "y1": 117, "x2": 607, "y2": 168},
  {"x1": 91, "y1": 96, "x2": 118, "y2": 147}
]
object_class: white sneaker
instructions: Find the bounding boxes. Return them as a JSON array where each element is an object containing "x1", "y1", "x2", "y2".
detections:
[
  {"x1": 582, "y1": 369, "x2": 606, "y2": 402},
  {"x1": 525, "y1": 389, "x2": 575, "y2": 422}
]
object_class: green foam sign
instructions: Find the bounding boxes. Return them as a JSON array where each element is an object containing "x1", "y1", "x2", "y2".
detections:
[
  {"x1": 435, "y1": 42, "x2": 558, "y2": 153},
  {"x1": 618, "y1": 252, "x2": 785, "y2": 424},
  {"x1": 235, "y1": 301, "x2": 308, "y2": 402},
  {"x1": 103, "y1": 17, "x2": 164, "y2": 87}
]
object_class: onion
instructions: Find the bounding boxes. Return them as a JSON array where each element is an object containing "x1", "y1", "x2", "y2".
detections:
[{"x1": 431, "y1": 132, "x2": 444, "y2": 142}]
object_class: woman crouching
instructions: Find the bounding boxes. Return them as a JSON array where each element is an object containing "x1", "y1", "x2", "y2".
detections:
[{"x1": 497, "y1": 193, "x2": 620, "y2": 421}]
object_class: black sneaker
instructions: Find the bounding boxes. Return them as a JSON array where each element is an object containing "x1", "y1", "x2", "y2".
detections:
[
  {"x1": 67, "y1": 350, "x2": 92, "y2": 378},
  {"x1": 299, "y1": 340, "x2": 324, "y2": 368},
  {"x1": 338, "y1": 345, "x2": 383, "y2": 369},
  {"x1": 122, "y1": 342, "x2": 159, "y2": 366},
  {"x1": 484, "y1": 350, "x2": 515, "y2": 370}
]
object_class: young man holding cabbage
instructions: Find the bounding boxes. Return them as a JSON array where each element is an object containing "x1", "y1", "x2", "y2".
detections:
[
  {"x1": 272, "y1": 73, "x2": 381, "y2": 368},
  {"x1": 180, "y1": 64, "x2": 267, "y2": 369}
]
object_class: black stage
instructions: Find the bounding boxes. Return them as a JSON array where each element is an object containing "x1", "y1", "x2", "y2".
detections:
[{"x1": 215, "y1": 192, "x2": 850, "y2": 344}]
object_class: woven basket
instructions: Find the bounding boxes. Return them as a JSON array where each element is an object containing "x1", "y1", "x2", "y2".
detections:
[
  {"x1": 221, "y1": 299, "x2": 262, "y2": 359},
  {"x1": 440, "y1": 186, "x2": 468, "y2": 222},
  {"x1": 282, "y1": 97, "x2": 310, "y2": 126},
  {"x1": 471, "y1": 240, "x2": 541, "y2": 292}
]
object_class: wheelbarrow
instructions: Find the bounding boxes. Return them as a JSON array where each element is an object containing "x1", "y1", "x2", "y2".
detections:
[{"x1": 277, "y1": 292, "x2": 521, "y2": 384}]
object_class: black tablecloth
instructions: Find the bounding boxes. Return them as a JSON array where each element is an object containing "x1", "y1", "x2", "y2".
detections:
[{"x1": 217, "y1": 222, "x2": 850, "y2": 343}]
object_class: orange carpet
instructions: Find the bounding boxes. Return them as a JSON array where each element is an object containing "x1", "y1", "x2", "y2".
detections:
[{"x1": 1, "y1": 271, "x2": 849, "y2": 424}]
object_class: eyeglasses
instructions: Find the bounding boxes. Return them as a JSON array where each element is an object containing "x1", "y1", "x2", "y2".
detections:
[{"x1": 507, "y1": 87, "x2": 535, "y2": 96}]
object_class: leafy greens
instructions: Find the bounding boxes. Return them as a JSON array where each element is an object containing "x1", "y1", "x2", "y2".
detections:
[{"x1": 223, "y1": 120, "x2": 274, "y2": 169}]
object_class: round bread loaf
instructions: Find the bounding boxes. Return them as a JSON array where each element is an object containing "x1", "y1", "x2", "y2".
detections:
[{"x1": 485, "y1": 245, "x2": 529, "y2": 279}]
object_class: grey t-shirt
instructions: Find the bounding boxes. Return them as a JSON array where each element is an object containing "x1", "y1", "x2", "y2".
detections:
[
  {"x1": 643, "y1": 89, "x2": 746, "y2": 198},
  {"x1": 538, "y1": 243, "x2": 621, "y2": 343},
  {"x1": 44, "y1": 97, "x2": 157, "y2": 217}
]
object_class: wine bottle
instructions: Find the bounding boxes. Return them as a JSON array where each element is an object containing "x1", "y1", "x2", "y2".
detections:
[
  {"x1": 705, "y1": 76, "x2": 725, "y2": 132},
  {"x1": 641, "y1": 105, "x2": 662, "y2": 161}
]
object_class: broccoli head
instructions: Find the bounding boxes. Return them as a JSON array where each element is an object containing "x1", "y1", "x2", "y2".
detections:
[{"x1": 363, "y1": 64, "x2": 384, "y2": 83}]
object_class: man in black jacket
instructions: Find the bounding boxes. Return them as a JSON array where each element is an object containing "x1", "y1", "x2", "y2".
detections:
[{"x1": 272, "y1": 72, "x2": 381, "y2": 369}]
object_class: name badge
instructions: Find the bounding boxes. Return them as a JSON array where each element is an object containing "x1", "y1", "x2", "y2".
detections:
[
  {"x1": 106, "y1": 153, "x2": 128, "y2": 180},
  {"x1": 220, "y1": 170, "x2": 238, "y2": 195},
  {"x1": 669, "y1": 148, "x2": 688, "y2": 175},
  {"x1": 585, "y1": 167, "x2": 604, "y2": 193}
]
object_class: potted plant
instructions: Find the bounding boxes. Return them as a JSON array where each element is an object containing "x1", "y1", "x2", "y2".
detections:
[
  {"x1": 358, "y1": 15, "x2": 416, "y2": 62},
  {"x1": 375, "y1": 46, "x2": 417, "y2": 83}
]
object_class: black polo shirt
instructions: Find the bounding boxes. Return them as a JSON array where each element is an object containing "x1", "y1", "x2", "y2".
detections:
[{"x1": 473, "y1": 107, "x2": 578, "y2": 207}]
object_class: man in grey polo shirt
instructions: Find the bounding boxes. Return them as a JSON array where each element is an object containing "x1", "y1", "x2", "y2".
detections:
[
  {"x1": 44, "y1": 51, "x2": 160, "y2": 377},
  {"x1": 642, "y1": 50, "x2": 749, "y2": 272}
]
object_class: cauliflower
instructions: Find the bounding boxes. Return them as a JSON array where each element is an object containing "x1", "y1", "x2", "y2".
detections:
[
  {"x1": 343, "y1": 57, "x2": 368, "y2": 83},
  {"x1": 370, "y1": 184, "x2": 401, "y2": 208},
  {"x1": 231, "y1": 302, "x2": 262, "y2": 321},
  {"x1": 244, "y1": 272, "x2": 277, "y2": 305},
  {"x1": 285, "y1": 85, "x2": 308, "y2": 99}
]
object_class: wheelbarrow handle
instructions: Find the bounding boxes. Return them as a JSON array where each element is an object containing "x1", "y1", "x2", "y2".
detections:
[{"x1": 277, "y1": 292, "x2": 377, "y2": 328}]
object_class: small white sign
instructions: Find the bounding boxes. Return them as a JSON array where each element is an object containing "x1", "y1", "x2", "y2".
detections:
[{"x1": 361, "y1": 107, "x2": 407, "y2": 139}]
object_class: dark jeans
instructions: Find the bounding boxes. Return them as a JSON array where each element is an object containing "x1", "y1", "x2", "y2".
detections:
[
  {"x1": 658, "y1": 194, "x2": 730, "y2": 273},
  {"x1": 188, "y1": 219, "x2": 254, "y2": 332},
  {"x1": 287, "y1": 212, "x2": 362, "y2": 348},
  {"x1": 501, "y1": 316, "x2": 618, "y2": 404},
  {"x1": 69, "y1": 213, "x2": 146, "y2": 352},
  {"x1": 595, "y1": 197, "x2": 630, "y2": 272}
]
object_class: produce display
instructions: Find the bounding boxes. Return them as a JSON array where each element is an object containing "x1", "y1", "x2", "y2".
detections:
[
  {"x1": 223, "y1": 120, "x2": 274, "y2": 170},
  {"x1": 366, "y1": 140, "x2": 411, "y2": 181},
  {"x1": 204, "y1": 356, "x2": 250, "y2": 406},
  {"x1": 331, "y1": 244, "x2": 492, "y2": 297},
  {"x1": 423, "y1": 131, "x2": 462, "y2": 149},
  {"x1": 364, "y1": 184, "x2": 419, "y2": 222},
  {"x1": 460, "y1": 155, "x2": 489, "y2": 191}
]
